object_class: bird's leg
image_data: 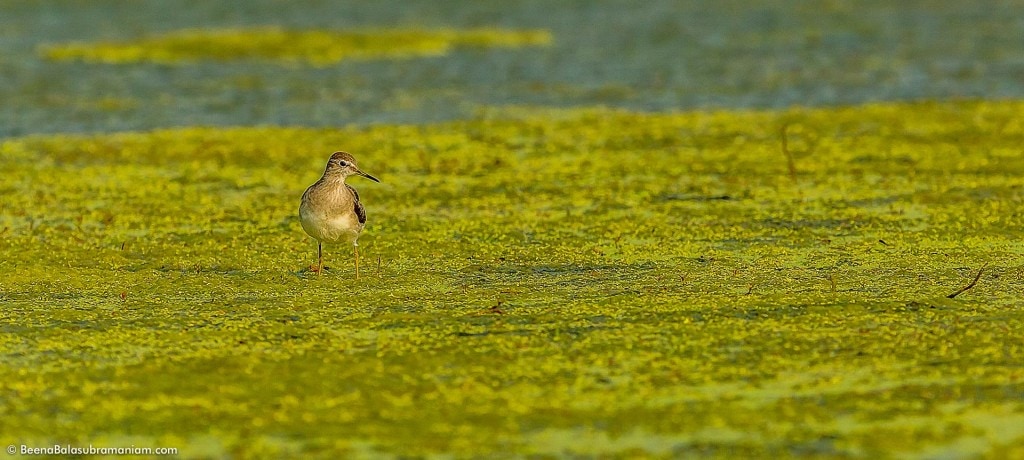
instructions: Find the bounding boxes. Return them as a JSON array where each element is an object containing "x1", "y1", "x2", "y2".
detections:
[
  {"x1": 354, "y1": 242, "x2": 360, "y2": 280},
  {"x1": 316, "y1": 241, "x2": 323, "y2": 276}
]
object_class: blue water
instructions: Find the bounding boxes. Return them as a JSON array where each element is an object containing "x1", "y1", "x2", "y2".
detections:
[{"x1": 2, "y1": 0, "x2": 1023, "y2": 137}]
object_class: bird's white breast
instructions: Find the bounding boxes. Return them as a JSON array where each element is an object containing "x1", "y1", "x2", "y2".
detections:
[{"x1": 299, "y1": 185, "x2": 363, "y2": 244}]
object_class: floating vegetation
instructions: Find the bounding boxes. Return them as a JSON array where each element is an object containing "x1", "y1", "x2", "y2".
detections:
[
  {"x1": 2, "y1": 101, "x2": 1023, "y2": 457},
  {"x1": 39, "y1": 27, "x2": 553, "y2": 65}
]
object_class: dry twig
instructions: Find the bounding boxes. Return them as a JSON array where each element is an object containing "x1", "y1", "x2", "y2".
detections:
[
  {"x1": 780, "y1": 124, "x2": 797, "y2": 182},
  {"x1": 947, "y1": 263, "x2": 988, "y2": 299}
]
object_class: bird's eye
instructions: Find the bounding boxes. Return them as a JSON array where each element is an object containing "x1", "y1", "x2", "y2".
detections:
[{"x1": 337, "y1": 160, "x2": 349, "y2": 167}]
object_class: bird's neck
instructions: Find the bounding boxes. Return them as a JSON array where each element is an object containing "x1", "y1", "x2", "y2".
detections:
[{"x1": 320, "y1": 173, "x2": 348, "y2": 186}]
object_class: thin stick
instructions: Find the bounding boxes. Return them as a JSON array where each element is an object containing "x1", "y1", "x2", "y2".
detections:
[
  {"x1": 947, "y1": 263, "x2": 988, "y2": 299},
  {"x1": 780, "y1": 124, "x2": 797, "y2": 182}
]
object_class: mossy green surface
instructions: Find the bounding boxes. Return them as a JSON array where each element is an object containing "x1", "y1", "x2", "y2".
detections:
[
  {"x1": 2, "y1": 100, "x2": 1024, "y2": 458},
  {"x1": 40, "y1": 27, "x2": 552, "y2": 66}
]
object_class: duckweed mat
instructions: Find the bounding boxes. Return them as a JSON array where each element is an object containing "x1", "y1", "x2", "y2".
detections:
[
  {"x1": 2, "y1": 100, "x2": 1024, "y2": 458},
  {"x1": 41, "y1": 27, "x2": 552, "y2": 66}
]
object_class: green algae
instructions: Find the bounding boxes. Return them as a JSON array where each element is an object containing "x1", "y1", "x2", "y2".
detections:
[
  {"x1": 39, "y1": 27, "x2": 552, "y2": 66},
  {"x1": 1, "y1": 101, "x2": 1024, "y2": 458}
]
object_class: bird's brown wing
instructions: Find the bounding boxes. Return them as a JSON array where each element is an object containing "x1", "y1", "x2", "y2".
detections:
[{"x1": 347, "y1": 184, "x2": 367, "y2": 224}]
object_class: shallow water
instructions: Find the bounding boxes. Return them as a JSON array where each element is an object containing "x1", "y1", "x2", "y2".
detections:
[{"x1": 2, "y1": 1, "x2": 1024, "y2": 137}]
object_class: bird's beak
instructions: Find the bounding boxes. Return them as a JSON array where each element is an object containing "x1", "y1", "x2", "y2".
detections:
[{"x1": 356, "y1": 169, "x2": 380, "y2": 183}]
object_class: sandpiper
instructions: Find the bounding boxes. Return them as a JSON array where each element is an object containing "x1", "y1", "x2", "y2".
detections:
[{"x1": 299, "y1": 151, "x2": 380, "y2": 278}]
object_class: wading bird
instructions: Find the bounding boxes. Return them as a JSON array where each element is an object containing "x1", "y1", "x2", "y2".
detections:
[{"x1": 299, "y1": 151, "x2": 380, "y2": 278}]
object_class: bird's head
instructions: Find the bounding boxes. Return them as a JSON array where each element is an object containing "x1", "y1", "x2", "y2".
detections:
[{"x1": 325, "y1": 151, "x2": 380, "y2": 183}]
